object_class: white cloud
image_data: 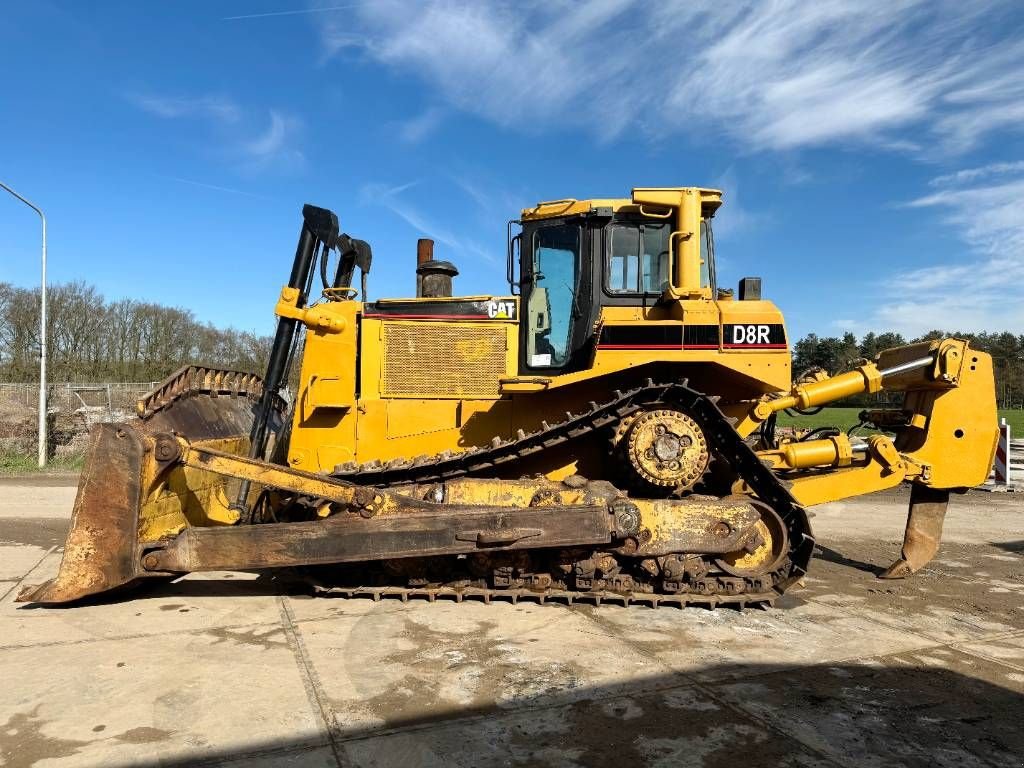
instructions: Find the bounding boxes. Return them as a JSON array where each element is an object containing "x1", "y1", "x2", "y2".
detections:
[
  {"x1": 240, "y1": 110, "x2": 305, "y2": 171},
  {"x1": 929, "y1": 161, "x2": 1024, "y2": 188},
  {"x1": 449, "y1": 172, "x2": 525, "y2": 221},
  {"x1": 320, "y1": 0, "x2": 1024, "y2": 154},
  {"x1": 223, "y1": 4, "x2": 357, "y2": 21},
  {"x1": 163, "y1": 176, "x2": 269, "y2": 199},
  {"x1": 396, "y1": 106, "x2": 444, "y2": 144},
  {"x1": 129, "y1": 93, "x2": 303, "y2": 173},
  {"x1": 710, "y1": 166, "x2": 762, "y2": 239},
  {"x1": 360, "y1": 180, "x2": 498, "y2": 264},
  {"x1": 129, "y1": 94, "x2": 241, "y2": 124},
  {"x1": 855, "y1": 163, "x2": 1024, "y2": 336}
]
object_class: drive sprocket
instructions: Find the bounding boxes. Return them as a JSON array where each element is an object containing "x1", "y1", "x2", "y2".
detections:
[{"x1": 622, "y1": 409, "x2": 709, "y2": 489}]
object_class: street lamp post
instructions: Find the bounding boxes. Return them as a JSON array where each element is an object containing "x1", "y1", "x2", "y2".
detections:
[{"x1": 0, "y1": 181, "x2": 47, "y2": 468}]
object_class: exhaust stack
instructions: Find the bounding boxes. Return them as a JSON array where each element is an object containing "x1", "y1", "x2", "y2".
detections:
[
  {"x1": 415, "y1": 238, "x2": 433, "y2": 297},
  {"x1": 415, "y1": 237, "x2": 458, "y2": 298}
]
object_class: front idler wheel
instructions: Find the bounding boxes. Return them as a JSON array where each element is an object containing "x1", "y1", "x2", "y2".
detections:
[{"x1": 715, "y1": 501, "x2": 789, "y2": 578}]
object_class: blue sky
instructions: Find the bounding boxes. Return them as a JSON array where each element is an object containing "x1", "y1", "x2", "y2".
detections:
[{"x1": 1, "y1": 0, "x2": 1023, "y2": 341}]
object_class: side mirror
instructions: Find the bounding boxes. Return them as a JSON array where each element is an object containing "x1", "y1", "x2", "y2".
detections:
[{"x1": 738, "y1": 277, "x2": 762, "y2": 301}]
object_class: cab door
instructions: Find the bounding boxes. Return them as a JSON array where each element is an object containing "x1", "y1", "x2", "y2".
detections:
[{"x1": 518, "y1": 218, "x2": 592, "y2": 374}]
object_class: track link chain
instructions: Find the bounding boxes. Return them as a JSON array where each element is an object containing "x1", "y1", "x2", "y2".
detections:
[{"x1": 307, "y1": 582, "x2": 779, "y2": 610}]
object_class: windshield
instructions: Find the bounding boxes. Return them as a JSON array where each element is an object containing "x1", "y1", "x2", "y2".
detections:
[{"x1": 527, "y1": 224, "x2": 579, "y2": 368}]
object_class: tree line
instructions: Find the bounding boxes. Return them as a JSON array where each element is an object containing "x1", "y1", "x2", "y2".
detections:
[
  {"x1": 0, "y1": 281, "x2": 272, "y2": 383},
  {"x1": 793, "y1": 331, "x2": 1023, "y2": 408},
  {"x1": 1, "y1": 280, "x2": 1021, "y2": 407}
]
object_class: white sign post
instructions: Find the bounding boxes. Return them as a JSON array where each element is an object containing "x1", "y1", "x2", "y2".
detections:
[{"x1": 993, "y1": 418, "x2": 1011, "y2": 487}]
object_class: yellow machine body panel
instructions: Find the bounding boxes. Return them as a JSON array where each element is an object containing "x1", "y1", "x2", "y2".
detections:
[{"x1": 284, "y1": 293, "x2": 793, "y2": 475}]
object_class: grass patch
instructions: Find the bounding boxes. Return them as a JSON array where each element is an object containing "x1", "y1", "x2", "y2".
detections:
[
  {"x1": 775, "y1": 407, "x2": 864, "y2": 431},
  {"x1": 998, "y1": 409, "x2": 1024, "y2": 434},
  {"x1": 776, "y1": 406, "x2": 1024, "y2": 433},
  {"x1": 0, "y1": 451, "x2": 84, "y2": 474}
]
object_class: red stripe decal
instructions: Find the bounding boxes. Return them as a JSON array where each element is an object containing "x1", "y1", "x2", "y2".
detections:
[
  {"x1": 598, "y1": 344, "x2": 728, "y2": 350},
  {"x1": 599, "y1": 344, "x2": 787, "y2": 351},
  {"x1": 599, "y1": 344, "x2": 683, "y2": 349},
  {"x1": 363, "y1": 313, "x2": 492, "y2": 320}
]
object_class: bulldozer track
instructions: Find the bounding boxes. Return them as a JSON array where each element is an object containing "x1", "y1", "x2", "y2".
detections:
[{"x1": 319, "y1": 380, "x2": 815, "y2": 609}]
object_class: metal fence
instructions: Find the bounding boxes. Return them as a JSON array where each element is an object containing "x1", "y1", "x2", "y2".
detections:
[
  {"x1": 0, "y1": 381, "x2": 158, "y2": 424},
  {"x1": 0, "y1": 381, "x2": 162, "y2": 457},
  {"x1": 0, "y1": 380, "x2": 158, "y2": 411}
]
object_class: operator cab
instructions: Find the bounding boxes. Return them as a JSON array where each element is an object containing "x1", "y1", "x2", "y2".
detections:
[{"x1": 509, "y1": 189, "x2": 721, "y2": 374}]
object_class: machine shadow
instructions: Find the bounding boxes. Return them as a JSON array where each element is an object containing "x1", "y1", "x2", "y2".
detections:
[
  {"x1": 993, "y1": 539, "x2": 1024, "y2": 554},
  {"x1": 110, "y1": 660, "x2": 1023, "y2": 768},
  {"x1": 812, "y1": 543, "x2": 884, "y2": 575},
  {"x1": 15, "y1": 572, "x2": 304, "y2": 609}
]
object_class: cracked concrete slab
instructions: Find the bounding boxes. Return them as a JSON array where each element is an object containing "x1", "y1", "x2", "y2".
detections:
[
  {"x1": 798, "y1": 541, "x2": 1023, "y2": 644},
  {"x1": 955, "y1": 633, "x2": 1024, "y2": 671},
  {"x1": 0, "y1": 545, "x2": 51, "y2": 582},
  {"x1": 0, "y1": 480, "x2": 1021, "y2": 768},
  {"x1": 0, "y1": 628, "x2": 324, "y2": 767},
  {"x1": 296, "y1": 601, "x2": 671, "y2": 736},
  {"x1": 576, "y1": 598, "x2": 939, "y2": 683},
  {"x1": 2, "y1": 560, "x2": 292, "y2": 650},
  {"x1": 336, "y1": 680, "x2": 836, "y2": 768},
  {"x1": 710, "y1": 648, "x2": 1024, "y2": 767}
]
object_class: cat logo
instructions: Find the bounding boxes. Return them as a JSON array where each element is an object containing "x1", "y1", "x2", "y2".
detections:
[{"x1": 487, "y1": 300, "x2": 516, "y2": 320}]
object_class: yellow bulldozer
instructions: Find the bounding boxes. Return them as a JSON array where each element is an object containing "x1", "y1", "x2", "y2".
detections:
[{"x1": 21, "y1": 187, "x2": 999, "y2": 607}]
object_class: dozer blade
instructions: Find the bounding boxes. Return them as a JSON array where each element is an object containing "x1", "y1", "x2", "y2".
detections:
[
  {"x1": 17, "y1": 424, "x2": 145, "y2": 604},
  {"x1": 878, "y1": 483, "x2": 949, "y2": 579},
  {"x1": 17, "y1": 366, "x2": 268, "y2": 605}
]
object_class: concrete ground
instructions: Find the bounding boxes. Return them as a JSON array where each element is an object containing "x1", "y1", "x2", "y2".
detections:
[{"x1": 0, "y1": 477, "x2": 1021, "y2": 768}]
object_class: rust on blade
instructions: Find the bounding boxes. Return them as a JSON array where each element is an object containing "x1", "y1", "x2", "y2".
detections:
[
  {"x1": 18, "y1": 365, "x2": 272, "y2": 605},
  {"x1": 878, "y1": 483, "x2": 950, "y2": 579},
  {"x1": 136, "y1": 365, "x2": 268, "y2": 419},
  {"x1": 17, "y1": 424, "x2": 145, "y2": 604}
]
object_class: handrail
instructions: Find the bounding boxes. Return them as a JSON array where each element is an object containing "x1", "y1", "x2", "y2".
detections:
[
  {"x1": 322, "y1": 287, "x2": 359, "y2": 302},
  {"x1": 638, "y1": 204, "x2": 672, "y2": 219},
  {"x1": 667, "y1": 229, "x2": 691, "y2": 295},
  {"x1": 528, "y1": 198, "x2": 578, "y2": 214}
]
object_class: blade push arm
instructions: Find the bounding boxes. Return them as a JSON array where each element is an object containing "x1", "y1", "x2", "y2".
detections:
[
  {"x1": 752, "y1": 337, "x2": 998, "y2": 576},
  {"x1": 751, "y1": 354, "x2": 934, "y2": 422}
]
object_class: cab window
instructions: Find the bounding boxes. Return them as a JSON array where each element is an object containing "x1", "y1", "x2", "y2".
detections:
[
  {"x1": 699, "y1": 219, "x2": 714, "y2": 289},
  {"x1": 607, "y1": 222, "x2": 670, "y2": 294}
]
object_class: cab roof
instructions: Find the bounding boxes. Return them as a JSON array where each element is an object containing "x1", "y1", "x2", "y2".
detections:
[{"x1": 520, "y1": 187, "x2": 723, "y2": 221}]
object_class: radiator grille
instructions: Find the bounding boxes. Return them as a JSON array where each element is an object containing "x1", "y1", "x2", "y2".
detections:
[{"x1": 382, "y1": 323, "x2": 506, "y2": 398}]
